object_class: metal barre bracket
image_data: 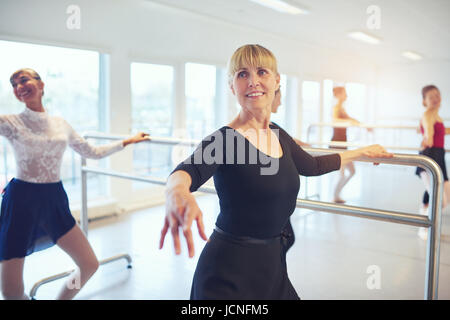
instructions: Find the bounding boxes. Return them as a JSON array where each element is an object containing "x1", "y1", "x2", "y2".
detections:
[{"x1": 29, "y1": 254, "x2": 132, "y2": 299}]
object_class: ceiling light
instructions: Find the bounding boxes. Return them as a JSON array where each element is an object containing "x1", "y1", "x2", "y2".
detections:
[
  {"x1": 248, "y1": 0, "x2": 309, "y2": 15},
  {"x1": 347, "y1": 31, "x2": 381, "y2": 45},
  {"x1": 402, "y1": 51, "x2": 423, "y2": 61}
]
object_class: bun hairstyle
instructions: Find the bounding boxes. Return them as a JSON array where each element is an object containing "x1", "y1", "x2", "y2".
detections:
[{"x1": 422, "y1": 85, "x2": 440, "y2": 107}]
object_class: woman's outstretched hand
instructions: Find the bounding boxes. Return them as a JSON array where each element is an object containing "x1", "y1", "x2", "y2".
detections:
[
  {"x1": 359, "y1": 144, "x2": 394, "y2": 165},
  {"x1": 123, "y1": 132, "x2": 150, "y2": 146},
  {"x1": 160, "y1": 176, "x2": 208, "y2": 258},
  {"x1": 339, "y1": 144, "x2": 393, "y2": 167}
]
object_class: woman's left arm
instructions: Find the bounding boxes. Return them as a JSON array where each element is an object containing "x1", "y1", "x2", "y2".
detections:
[
  {"x1": 65, "y1": 120, "x2": 149, "y2": 159},
  {"x1": 277, "y1": 126, "x2": 392, "y2": 175},
  {"x1": 276, "y1": 125, "x2": 341, "y2": 176}
]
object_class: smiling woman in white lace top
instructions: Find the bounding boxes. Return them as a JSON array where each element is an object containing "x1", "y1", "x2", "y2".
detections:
[
  {"x1": 0, "y1": 68, "x2": 149, "y2": 300},
  {"x1": 0, "y1": 107, "x2": 125, "y2": 183}
]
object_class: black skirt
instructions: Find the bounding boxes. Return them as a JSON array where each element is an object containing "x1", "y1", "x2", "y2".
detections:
[
  {"x1": 330, "y1": 128, "x2": 348, "y2": 150},
  {"x1": 415, "y1": 147, "x2": 448, "y2": 181},
  {"x1": 415, "y1": 147, "x2": 448, "y2": 205},
  {"x1": 190, "y1": 227, "x2": 300, "y2": 300}
]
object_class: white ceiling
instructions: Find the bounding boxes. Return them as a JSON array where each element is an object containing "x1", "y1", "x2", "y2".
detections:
[{"x1": 147, "y1": 0, "x2": 450, "y2": 67}]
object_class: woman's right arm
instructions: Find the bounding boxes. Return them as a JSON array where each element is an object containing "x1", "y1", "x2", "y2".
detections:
[{"x1": 159, "y1": 129, "x2": 224, "y2": 258}]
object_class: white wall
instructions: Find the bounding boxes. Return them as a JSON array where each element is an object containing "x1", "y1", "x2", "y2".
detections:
[
  {"x1": 0, "y1": 0, "x2": 379, "y2": 215},
  {"x1": 376, "y1": 61, "x2": 450, "y2": 124}
]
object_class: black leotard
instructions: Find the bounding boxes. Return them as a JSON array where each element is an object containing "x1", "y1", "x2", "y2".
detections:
[{"x1": 173, "y1": 123, "x2": 341, "y2": 239}]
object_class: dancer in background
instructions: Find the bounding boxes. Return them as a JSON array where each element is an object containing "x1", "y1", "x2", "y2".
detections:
[
  {"x1": 0, "y1": 68, "x2": 149, "y2": 299},
  {"x1": 331, "y1": 86, "x2": 361, "y2": 203},
  {"x1": 416, "y1": 85, "x2": 450, "y2": 240}
]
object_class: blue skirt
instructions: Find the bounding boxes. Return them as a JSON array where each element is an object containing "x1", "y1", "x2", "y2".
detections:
[{"x1": 0, "y1": 178, "x2": 76, "y2": 261}]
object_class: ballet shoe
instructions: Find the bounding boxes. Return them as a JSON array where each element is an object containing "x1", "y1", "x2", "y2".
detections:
[{"x1": 334, "y1": 197, "x2": 346, "y2": 204}]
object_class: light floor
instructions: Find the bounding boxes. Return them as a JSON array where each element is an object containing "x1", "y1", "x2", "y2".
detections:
[{"x1": 2, "y1": 162, "x2": 450, "y2": 300}]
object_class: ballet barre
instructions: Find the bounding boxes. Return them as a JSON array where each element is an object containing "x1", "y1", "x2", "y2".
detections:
[
  {"x1": 306, "y1": 140, "x2": 450, "y2": 153},
  {"x1": 306, "y1": 123, "x2": 419, "y2": 144},
  {"x1": 306, "y1": 122, "x2": 426, "y2": 153},
  {"x1": 29, "y1": 134, "x2": 443, "y2": 300},
  {"x1": 303, "y1": 123, "x2": 448, "y2": 199},
  {"x1": 307, "y1": 122, "x2": 420, "y2": 131}
]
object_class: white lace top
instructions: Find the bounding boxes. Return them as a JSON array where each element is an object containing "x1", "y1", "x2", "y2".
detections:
[{"x1": 0, "y1": 108, "x2": 124, "y2": 183}]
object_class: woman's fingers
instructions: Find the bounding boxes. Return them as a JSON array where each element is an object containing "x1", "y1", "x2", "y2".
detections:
[
  {"x1": 196, "y1": 213, "x2": 208, "y2": 241},
  {"x1": 132, "y1": 132, "x2": 151, "y2": 143},
  {"x1": 169, "y1": 216, "x2": 181, "y2": 255},
  {"x1": 182, "y1": 202, "x2": 196, "y2": 257},
  {"x1": 361, "y1": 145, "x2": 392, "y2": 165},
  {"x1": 363, "y1": 145, "x2": 393, "y2": 159},
  {"x1": 161, "y1": 195, "x2": 207, "y2": 258},
  {"x1": 183, "y1": 227, "x2": 195, "y2": 258},
  {"x1": 182, "y1": 203, "x2": 207, "y2": 257},
  {"x1": 159, "y1": 217, "x2": 170, "y2": 249}
]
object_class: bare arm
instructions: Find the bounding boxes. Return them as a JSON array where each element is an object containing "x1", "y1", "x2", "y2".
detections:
[{"x1": 422, "y1": 115, "x2": 435, "y2": 147}]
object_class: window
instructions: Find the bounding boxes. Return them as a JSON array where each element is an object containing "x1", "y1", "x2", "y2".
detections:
[
  {"x1": 323, "y1": 79, "x2": 334, "y2": 124},
  {"x1": 185, "y1": 63, "x2": 217, "y2": 139},
  {"x1": 345, "y1": 82, "x2": 367, "y2": 122},
  {"x1": 0, "y1": 40, "x2": 106, "y2": 204},
  {"x1": 131, "y1": 62, "x2": 174, "y2": 188},
  {"x1": 301, "y1": 80, "x2": 321, "y2": 142}
]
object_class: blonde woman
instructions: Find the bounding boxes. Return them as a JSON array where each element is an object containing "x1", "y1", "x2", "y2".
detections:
[{"x1": 160, "y1": 45, "x2": 392, "y2": 299}]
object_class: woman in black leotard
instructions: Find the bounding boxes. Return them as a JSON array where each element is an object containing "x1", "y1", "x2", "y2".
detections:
[
  {"x1": 159, "y1": 44, "x2": 392, "y2": 299},
  {"x1": 331, "y1": 86, "x2": 360, "y2": 203}
]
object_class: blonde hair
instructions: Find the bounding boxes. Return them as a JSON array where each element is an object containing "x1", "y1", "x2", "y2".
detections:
[{"x1": 227, "y1": 44, "x2": 278, "y2": 82}]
